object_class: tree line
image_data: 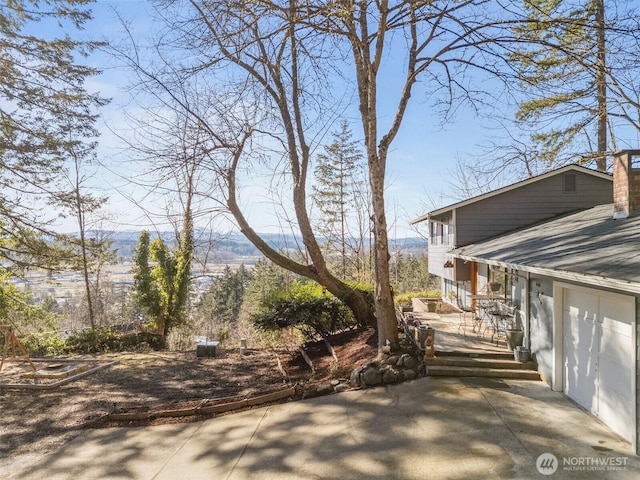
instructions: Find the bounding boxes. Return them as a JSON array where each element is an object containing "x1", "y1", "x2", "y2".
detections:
[{"x1": 2, "y1": 1, "x2": 640, "y2": 354}]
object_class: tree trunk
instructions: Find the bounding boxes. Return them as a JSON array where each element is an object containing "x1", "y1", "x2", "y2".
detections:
[
  {"x1": 226, "y1": 145, "x2": 376, "y2": 329},
  {"x1": 595, "y1": 0, "x2": 607, "y2": 172}
]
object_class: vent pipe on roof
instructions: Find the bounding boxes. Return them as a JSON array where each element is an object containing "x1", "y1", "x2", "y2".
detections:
[{"x1": 613, "y1": 150, "x2": 640, "y2": 219}]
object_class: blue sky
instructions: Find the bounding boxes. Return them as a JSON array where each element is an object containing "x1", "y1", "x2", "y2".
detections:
[{"x1": 55, "y1": 1, "x2": 512, "y2": 238}]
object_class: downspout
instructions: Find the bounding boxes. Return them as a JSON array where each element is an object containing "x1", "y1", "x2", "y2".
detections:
[{"x1": 525, "y1": 271, "x2": 531, "y2": 350}]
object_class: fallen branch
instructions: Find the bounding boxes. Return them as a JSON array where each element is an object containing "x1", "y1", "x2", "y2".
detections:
[
  {"x1": 322, "y1": 336, "x2": 339, "y2": 362},
  {"x1": 298, "y1": 346, "x2": 315, "y2": 373},
  {"x1": 275, "y1": 353, "x2": 289, "y2": 382}
]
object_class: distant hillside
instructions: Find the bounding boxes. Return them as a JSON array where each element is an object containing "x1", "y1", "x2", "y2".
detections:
[{"x1": 90, "y1": 230, "x2": 427, "y2": 264}]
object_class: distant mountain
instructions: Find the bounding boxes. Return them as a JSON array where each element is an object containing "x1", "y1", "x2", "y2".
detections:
[{"x1": 89, "y1": 230, "x2": 427, "y2": 263}]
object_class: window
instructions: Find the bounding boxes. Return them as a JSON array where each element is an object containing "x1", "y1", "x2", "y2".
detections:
[
  {"x1": 429, "y1": 220, "x2": 451, "y2": 246},
  {"x1": 563, "y1": 173, "x2": 577, "y2": 193}
]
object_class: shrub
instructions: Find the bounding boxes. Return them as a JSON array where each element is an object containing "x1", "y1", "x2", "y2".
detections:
[
  {"x1": 394, "y1": 290, "x2": 442, "y2": 307},
  {"x1": 20, "y1": 332, "x2": 67, "y2": 357},
  {"x1": 64, "y1": 328, "x2": 165, "y2": 354},
  {"x1": 252, "y1": 280, "x2": 358, "y2": 340},
  {"x1": 20, "y1": 328, "x2": 166, "y2": 356}
]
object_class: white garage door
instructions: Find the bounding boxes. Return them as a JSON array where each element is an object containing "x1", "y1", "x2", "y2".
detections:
[{"x1": 563, "y1": 287, "x2": 635, "y2": 442}]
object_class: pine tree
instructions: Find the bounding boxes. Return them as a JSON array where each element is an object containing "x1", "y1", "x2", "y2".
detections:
[
  {"x1": 313, "y1": 122, "x2": 365, "y2": 279},
  {"x1": 0, "y1": 0, "x2": 107, "y2": 276},
  {"x1": 510, "y1": 0, "x2": 609, "y2": 170}
]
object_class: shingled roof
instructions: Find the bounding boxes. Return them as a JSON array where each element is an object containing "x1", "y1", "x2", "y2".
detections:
[{"x1": 451, "y1": 203, "x2": 640, "y2": 294}]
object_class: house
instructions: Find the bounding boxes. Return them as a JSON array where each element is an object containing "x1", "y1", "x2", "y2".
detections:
[
  {"x1": 412, "y1": 162, "x2": 613, "y2": 303},
  {"x1": 412, "y1": 150, "x2": 640, "y2": 453}
]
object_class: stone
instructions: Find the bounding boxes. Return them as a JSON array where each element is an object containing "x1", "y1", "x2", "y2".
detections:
[
  {"x1": 385, "y1": 355, "x2": 399, "y2": 366},
  {"x1": 317, "y1": 384, "x2": 334, "y2": 394},
  {"x1": 396, "y1": 354, "x2": 412, "y2": 368},
  {"x1": 334, "y1": 383, "x2": 349, "y2": 393},
  {"x1": 361, "y1": 367, "x2": 382, "y2": 386},
  {"x1": 403, "y1": 355, "x2": 418, "y2": 370},
  {"x1": 403, "y1": 369, "x2": 417, "y2": 381},
  {"x1": 381, "y1": 365, "x2": 400, "y2": 384},
  {"x1": 350, "y1": 368, "x2": 362, "y2": 387}
]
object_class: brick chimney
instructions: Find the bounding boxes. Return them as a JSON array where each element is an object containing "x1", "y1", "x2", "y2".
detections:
[{"x1": 613, "y1": 150, "x2": 640, "y2": 219}]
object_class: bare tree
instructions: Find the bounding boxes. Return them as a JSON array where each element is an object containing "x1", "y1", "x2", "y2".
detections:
[
  {"x1": 111, "y1": 2, "x2": 378, "y2": 334},
  {"x1": 113, "y1": 0, "x2": 564, "y2": 350}
]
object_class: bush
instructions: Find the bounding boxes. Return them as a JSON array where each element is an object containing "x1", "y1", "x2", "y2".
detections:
[
  {"x1": 19, "y1": 327, "x2": 166, "y2": 356},
  {"x1": 20, "y1": 332, "x2": 67, "y2": 357},
  {"x1": 64, "y1": 328, "x2": 165, "y2": 354},
  {"x1": 252, "y1": 281, "x2": 358, "y2": 340},
  {"x1": 394, "y1": 290, "x2": 442, "y2": 307}
]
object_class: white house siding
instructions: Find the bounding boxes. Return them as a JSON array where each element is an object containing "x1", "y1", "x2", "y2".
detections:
[{"x1": 636, "y1": 301, "x2": 640, "y2": 454}]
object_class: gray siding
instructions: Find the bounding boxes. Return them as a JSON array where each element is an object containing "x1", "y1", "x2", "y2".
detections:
[
  {"x1": 529, "y1": 275, "x2": 555, "y2": 384},
  {"x1": 455, "y1": 171, "x2": 612, "y2": 246},
  {"x1": 427, "y1": 243, "x2": 451, "y2": 279}
]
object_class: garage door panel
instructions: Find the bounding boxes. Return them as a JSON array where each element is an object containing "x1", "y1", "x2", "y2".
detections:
[
  {"x1": 599, "y1": 359, "x2": 632, "y2": 399},
  {"x1": 564, "y1": 310, "x2": 596, "y2": 347},
  {"x1": 565, "y1": 341, "x2": 597, "y2": 410},
  {"x1": 565, "y1": 289, "x2": 598, "y2": 320},
  {"x1": 577, "y1": 321, "x2": 597, "y2": 348},
  {"x1": 600, "y1": 328, "x2": 633, "y2": 366},
  {"x1": 562, "y1": 286, "x2": 635, "y2": 443},
  {"x1": 599, "y1": 389, "x2": 633, "y2": 443},
  {"x1": 600, "y1": 315, "x2": 633, "y2": 336},
  {"x1": 600, "y1": 295, "x2": 634, "y2": 331}
]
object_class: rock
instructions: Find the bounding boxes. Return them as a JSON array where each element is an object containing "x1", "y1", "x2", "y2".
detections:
[
  {"x1": 350, "y1": 367, "x2": 362, "y2": 387},
  {"x1": 330, "y1": 379, "x2": 340, "y2": 387},
  {"x1": 403, "y1": 355, "x2": 418, "y2": 370},
  {"x1": 381, "y1": 365, "x2": 400, "y2": 384},
  {"x1": 403, "y1": 369, "x2": 417, "y2": 381},
  {"x1": 334, "y1": 383, "x2": 349, "y2": 393},
  {"x1": 317, "y1": 384, "x2": 334, "y2": 395},
  {"x1": 396, "y1": 354, "x2": 412, "y2": 368},
  {"x1": 361, "y1": 367, "x2": 382, "y2": 386},
  {"x1": 385, "y1": 355, "x2": 399, "y2": 366}
]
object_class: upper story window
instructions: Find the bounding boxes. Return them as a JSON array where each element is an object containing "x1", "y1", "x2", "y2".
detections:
[
  {"x1": 429, "y1": 220, "x2": 451, "y2": 246},
  {"x1": 563, "y1": 173, "x2": 577, "y2": 193}
]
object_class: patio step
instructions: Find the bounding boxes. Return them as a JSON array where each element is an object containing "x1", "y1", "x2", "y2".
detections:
[
  {"x1": 425, "y1": 365, "x2": 541, "y2": 381},
  {"x1": 425, "y1": 353, "x2": 541, "y2": 381},
  {"x1": 435, "y1": 349, "x2": 514, "y2": 360}
]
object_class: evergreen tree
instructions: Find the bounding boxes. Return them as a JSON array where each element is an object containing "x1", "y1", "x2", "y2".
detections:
[
  {"x1": 510, "y1": 0, "x2": 609, "y2": 170},
  {"x1": 313, "y1": 122, "x2": 366, "y2": 279},
  {"x1": 198, "y1": 264, "x2": 251, "y2": 328},
  {"x1": 0, "y1": 0, "x2": 107, "y2": 248},
  {"x1": 132, "y1": 231, "x2": 162, "y2": 324}
]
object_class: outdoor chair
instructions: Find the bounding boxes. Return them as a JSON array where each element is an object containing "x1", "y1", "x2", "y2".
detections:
[
  {"x1": 489, "y1": 301, "x2": 517, "y2": 347},
  {"x1": 457, "y1": 298, "x2": 476, "y2": 337}
]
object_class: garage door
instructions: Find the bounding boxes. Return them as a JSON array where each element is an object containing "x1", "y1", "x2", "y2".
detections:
[{"x1": 563, "y1": 287, "x2": 635, "y2": 442}]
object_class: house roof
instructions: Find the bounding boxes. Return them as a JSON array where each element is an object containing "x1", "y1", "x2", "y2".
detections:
[
  {"x1": 411, "y1": 164, "x2": 612, "y2": 224},
  {"x1": 451, "y1": 203, "x2": 640, "y2": 294}
]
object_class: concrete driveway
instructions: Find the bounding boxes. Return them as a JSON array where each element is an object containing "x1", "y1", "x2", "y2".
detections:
[{"x1": 8, "y1": 376, "x2": 640, "y2": 480}]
